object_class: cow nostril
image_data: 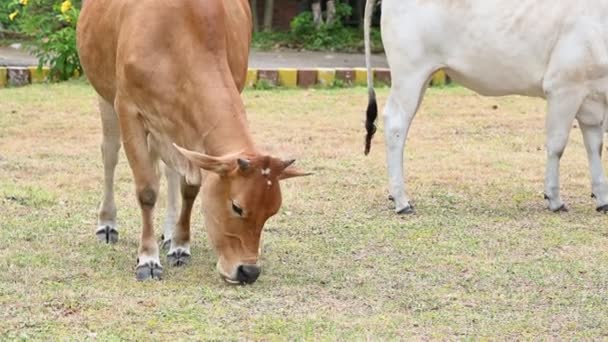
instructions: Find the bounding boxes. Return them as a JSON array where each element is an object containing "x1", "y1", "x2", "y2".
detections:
[{"x1": 236, "y1": 264, "x2": 261, "y2": 284}]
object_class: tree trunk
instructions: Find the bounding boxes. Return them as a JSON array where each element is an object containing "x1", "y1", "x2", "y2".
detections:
[
  {"x1": 263, "y1": 0, "x2": 274, "y2": 32},
  {"x1": 251, "y1": 0, "x2": 259, "y2": 32},
  {"x1": 326, "y1": 0, "x2": 336, "y2": 25},
  {"x1": 312, "y1": 0, "x2": 323, "y2": 28}
]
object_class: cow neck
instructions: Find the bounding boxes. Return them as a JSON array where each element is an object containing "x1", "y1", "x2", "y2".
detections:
[{"x1": 194, "y1": 96, "x2": 257, "y2": 158}]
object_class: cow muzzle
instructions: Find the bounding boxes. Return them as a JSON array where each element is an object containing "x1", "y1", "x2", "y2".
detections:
[{"x1": 218, "y1": 261, "x2": 261, "y2": 285}]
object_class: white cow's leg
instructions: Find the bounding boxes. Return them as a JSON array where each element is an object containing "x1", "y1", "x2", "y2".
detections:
[
  {"x1": 161, "y1": 163, "x2": 180, "y2": 250},
  {"x1": 96, "y1": 97, "x2": 121, "y2": 243},
  {"x1": 580, "y1": 122, "x2": 608, "y2": 212},
  {"x1": 544, "y1": 92, "x2": 583, "y2": 212},
  {"x1": 384, "y1": 73, "x2": 430, "y2": 214}
]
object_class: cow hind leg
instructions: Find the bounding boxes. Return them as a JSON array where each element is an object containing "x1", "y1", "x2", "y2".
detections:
[
  {"x1": 167, "y1": 177, "x2": 199, "y2": 267},
  {"x1": 115, "y1": 97, "x2": 163, "y2": 280},
  {"x1": 161, "y1": 163, "x2": 180, "y2": 250},
  {"x1": 96, "y1": 97, "x2": 121, "y2": 244},
  {"x1": 579, "y1": 120, "x2": 608, "y2": 212},
  {"x1": 384, "y1": 71, "x2": 433, "y2": 214},
  {"x1": 544, "y1": 90, "x2": 585, "y2": 212}
]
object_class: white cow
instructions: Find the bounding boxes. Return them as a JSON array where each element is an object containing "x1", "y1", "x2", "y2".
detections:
[{"x1": 364, "y1": 0, "x2": 608, "y2": 213}]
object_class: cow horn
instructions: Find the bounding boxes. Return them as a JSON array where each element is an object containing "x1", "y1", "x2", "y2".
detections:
[
  {"x1": 282, "y1": 159, "x2": 296, "y2": 170},
  {"x1": 237, "y1": 158, "x2": 250, "y2": 170}
]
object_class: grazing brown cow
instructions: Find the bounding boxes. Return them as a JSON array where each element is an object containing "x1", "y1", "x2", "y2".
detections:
[{"x1": 77, "y1": 0, "x2": 308, "y2": 283}]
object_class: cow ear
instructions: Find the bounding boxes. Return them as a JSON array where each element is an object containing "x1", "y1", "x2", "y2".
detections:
[
  {"x1": 173, "y1": 143, "x2": 237, "y2": 175},
  {"x1": 278, "y1": 159, "x2": 312, "y2": 180}
]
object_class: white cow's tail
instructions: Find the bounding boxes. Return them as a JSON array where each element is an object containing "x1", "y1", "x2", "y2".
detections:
[{"x1": 364, "y1": 0, "x2": 377, "y2": 155}]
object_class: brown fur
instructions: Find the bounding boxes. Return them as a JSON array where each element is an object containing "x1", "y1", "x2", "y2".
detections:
[{"x1": 78, "y1": 0, "x2": 308, "y2": 282}]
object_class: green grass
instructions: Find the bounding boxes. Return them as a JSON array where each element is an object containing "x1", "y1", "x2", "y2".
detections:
[{"x1": 1, "y1": 82, "x2": 608, "y2": 339}]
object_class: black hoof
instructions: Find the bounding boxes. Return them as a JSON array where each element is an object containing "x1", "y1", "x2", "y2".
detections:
[
  {"x1": 160, "y1": 238, "x2": 172, "y2": 251},
  {"x1": 591, "y1": 193, "x2": 596, "y2": 199},
  {"x1": 396, "y1": 205, "x2": 415, "y2": 215},
  {"x1": 551, "y1": 204, "x2": 568, "y2": 213},
  {"x1": 388, "y1": 195, "x2": 395, "y2": 202},
  {"x1": 135, "y1": 261, "x2": 163, "y2": 281},
  {"x1": 96, "y1": 226, "x2": 118, "y2": 244},
  {"x1": 167, "y1": 249, "x2": 191, "y2": 267},
  {"x1": 596, "y1": 204, "x2": 608, "y2": 213}
]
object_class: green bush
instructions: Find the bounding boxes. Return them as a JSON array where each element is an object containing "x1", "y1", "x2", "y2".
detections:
[
  {"x1": 252, "y1": 1, "x2": 383, "y2": 53},
  {"x1": 6, "y1": 0, "x2": 82, "y2": 81},
  {"x1": 289, "y1": 1, "x2": 356, "y2": 51}
]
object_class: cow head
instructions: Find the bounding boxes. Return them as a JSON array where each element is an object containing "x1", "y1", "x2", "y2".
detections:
[{"x1": 175, "y1": 145, "x2": 309, "y2": 284}]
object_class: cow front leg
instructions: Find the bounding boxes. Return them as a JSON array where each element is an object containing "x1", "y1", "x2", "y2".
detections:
[
  {"x1": 116, "y1": 98, "x2": 163, "y2": 280},
  {"x1": 161, "y1": 163, "x2": 181, "y2": 250},
  {"x1": 580, "y1": 122, "x2": 608, "y2": 212},
  {"x1": 544, "y1": 92, "x2": 582, "y2": 212},
  {"x1": 167, "y1": 178, "x2": 200, "y2": 267},
  {"x1": 96, "y1": 97, "x2": 121, "y2": 243},
  {"x1": 384, "y1": 75, "x2": 429, "y2": 214}
]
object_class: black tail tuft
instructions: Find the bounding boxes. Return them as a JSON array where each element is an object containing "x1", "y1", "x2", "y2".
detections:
[{"x1": 364, "y1": 90, "x2": 378, "y2": 155}]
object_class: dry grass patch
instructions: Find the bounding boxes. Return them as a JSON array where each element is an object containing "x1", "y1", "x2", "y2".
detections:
[{"x1": 1, "y1": 81, "x2": 607, "y2": 339}]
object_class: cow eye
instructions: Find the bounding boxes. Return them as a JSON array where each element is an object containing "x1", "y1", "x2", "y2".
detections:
[{"x1": 231, "y1": 201, "x2": 243, "y2": 216}]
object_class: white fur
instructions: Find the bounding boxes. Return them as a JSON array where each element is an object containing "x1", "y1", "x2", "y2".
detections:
[
  {"x1": 162, "y1": 164, "x2": 181, "y2": 244},
  {"x1": 365, "y1": 0, "x2": 608, "y2": 211}
]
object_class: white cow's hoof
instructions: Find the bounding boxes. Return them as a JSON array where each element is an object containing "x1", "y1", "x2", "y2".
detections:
[
  {"x1": 96, "y1": 225, "x2": 118, "y2": 244},
  {"x1": 396, "y1": 205, "x2": 415, "y2": 215},
  {"x1": 135, "y1": 259, "x2": 163, "y2": 281},
  {"x1": 167, "y1": 247, "x2": 191, "y2": 267},
  {"x1": 544, "y1": 194, "x2": 568, "y2": 213},
  {"x1": 596, "y1": 204, "x2": 608, "y2": 213},
  {"x1": 548, "y1": 203, "x2": 568, "y2": 212}
]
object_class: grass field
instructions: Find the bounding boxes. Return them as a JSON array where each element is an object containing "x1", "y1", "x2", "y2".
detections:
[{"x1": 1, "y1": 81, "x2": 607, "y2": 339}]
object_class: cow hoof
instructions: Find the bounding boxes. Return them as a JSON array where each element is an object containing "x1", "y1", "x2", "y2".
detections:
[
  {"x1": 95, "y1": 225, "x2": 118, "y2": 244},
  {"x1": 388, "y1": 194, "x2": 395, "y2": 202},
  {"x1": 160, "y1": 236, "x2": 172, "y2": 251},
  {"x1": 167, "y1": 248, "x2": 191, "y2": 267},
  {"x1": 544, "y1": 194, "x2": 567, "y2": 213},
  {"x1": 396, "y1": 205, "x2": 415, "y2": 215},
  {"x1": 135, "y1": 260, "x2": 163, "y2": 281},
  {"x1": 596, "y1": 204, "x2": 608, "y2": 213},
  {"x1": 551, "y1": 204, "x2": 569, "y2": 213}
]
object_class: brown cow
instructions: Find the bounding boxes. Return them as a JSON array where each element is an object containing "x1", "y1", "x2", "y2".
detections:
[{"x1": 77, "y1": 0, "x2": 308, "y2": 283}]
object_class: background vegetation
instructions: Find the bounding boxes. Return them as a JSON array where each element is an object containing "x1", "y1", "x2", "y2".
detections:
[
  {"x1": 1, "y1": 0, "x2": 382, "y2": 82},
  {"x1": 252, "y1": 0, "x2": 383, "y2": 52},
  {"x1": 4, "y1": 0, "x2": 81, "y2": 80}
]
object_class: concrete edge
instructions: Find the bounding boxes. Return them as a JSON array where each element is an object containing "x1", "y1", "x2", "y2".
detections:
[{"x1": 0, "y1": 66, "x2": 450, "y2": 89}]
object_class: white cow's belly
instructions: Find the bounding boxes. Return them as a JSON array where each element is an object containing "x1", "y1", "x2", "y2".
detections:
[{"x1": 382, "y1": 0, "x2": 608, "y2": 98}]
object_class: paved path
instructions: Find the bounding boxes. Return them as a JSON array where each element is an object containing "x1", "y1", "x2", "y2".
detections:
[
  {"x1": 0, "y1": 45, "x2": 37, "y2": 66},
  {"x1": 1, "y1": 45, "x2": 388, "y2": 68},
  {"x1": 249, "y1": 50, "x2": 388, "y2": 68}
]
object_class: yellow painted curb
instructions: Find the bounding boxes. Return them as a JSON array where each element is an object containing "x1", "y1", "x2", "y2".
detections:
[
  {"x1": 317, "y1": 68, "x2": 336, "y2": 87},
  {"x1": 246, "y1": 69, "x2": 258, "y2": 88},
  {"x1": 431, "y1": 70, "x2": 446, "y2": 87},
  {"x1": 0, "y1": 67, "x2": 7, "y2": 88},
  {"x1": 28, "y1": 66, "x2": 50, "y2": 83},
  {"x1": 278, "y1": 68, "x2": 298, "y2": 88},
  {"x1": 354, "y1": 68, "x2": 371, "y2": 86}
]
